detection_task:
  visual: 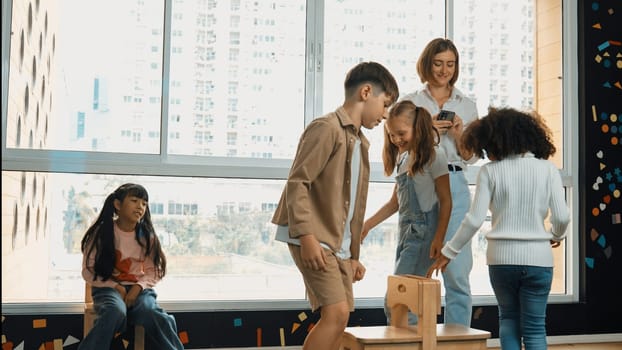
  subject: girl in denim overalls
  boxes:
[362,100,452,324]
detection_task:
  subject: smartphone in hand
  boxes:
[438,110,456,121]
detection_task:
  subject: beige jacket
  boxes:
[271,107,370,260]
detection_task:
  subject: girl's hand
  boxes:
[124,284,142,308]
[114,284,127,299]
[426,255,450,278]
[361,221,372,243]
[351,260,366,282]
[429,237,444,260]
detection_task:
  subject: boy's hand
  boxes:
[300,234,327,272]
[351,260,366,282]
[426,255,450,278]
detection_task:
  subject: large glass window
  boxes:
[2,0,575,310]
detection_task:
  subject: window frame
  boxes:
[1,0,579,314]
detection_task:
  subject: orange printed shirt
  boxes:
[82,222,159,290]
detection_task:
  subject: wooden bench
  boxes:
[84,283,145,350]
[341,274,490,350]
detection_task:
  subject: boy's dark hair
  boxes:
[417,38,460,86]
[81,183,167,281]
[344,61,399,104]
[462,107,556,161]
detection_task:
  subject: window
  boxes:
[2,0,576,311]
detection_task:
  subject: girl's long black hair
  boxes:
[80,183,167,281]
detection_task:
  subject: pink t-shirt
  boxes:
[82,222,159,290]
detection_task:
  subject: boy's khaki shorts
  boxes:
[288,244,354,312]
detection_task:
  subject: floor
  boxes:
[206,343,622,350]
[488,344,622,349]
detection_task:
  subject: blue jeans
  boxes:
[442,171,473,326]
[489,265,553,350]
[78,286,184,350]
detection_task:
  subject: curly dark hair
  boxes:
[461,107,556,161]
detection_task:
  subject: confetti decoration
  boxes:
[279,327,285,346]
[590,228,599,241]
[63,335,80,347]
[597,234,607,248]
[298,311,307,322]
[585,257,595,269]
[473,307,484,320]
[33,319,47,328]
[179,331,189,345]
[604,246,613,258]
[291,322,300,333]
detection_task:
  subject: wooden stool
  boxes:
[341,274,491,350]
[84,284,145,350]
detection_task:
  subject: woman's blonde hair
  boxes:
[416,38,460,86]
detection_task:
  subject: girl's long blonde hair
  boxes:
[382,100,440,176]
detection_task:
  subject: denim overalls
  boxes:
[384,170,439,324]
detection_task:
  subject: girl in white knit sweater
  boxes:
[427,108,570,350]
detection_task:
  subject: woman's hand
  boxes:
[449,115,475,160]
[446,114,464,139]
[432,113,453,135]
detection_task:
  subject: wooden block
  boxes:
[134,326,145,350]
[341,275,490,350]
[386,275,440,350]
[342,324,491,350]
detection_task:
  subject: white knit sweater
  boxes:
[441,152,571,267]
